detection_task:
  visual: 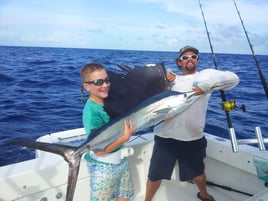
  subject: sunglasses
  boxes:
[84,77,110,86]
[179,54,198,60]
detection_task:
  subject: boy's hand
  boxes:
[121,120,136,142]
[94,120,136,156]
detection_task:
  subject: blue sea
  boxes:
[1,46,268,166]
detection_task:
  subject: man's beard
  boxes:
[185,65,196,72]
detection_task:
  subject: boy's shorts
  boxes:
[148,135,207,181]
[88,159,134,200]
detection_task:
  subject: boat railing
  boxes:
[229,126,267,152]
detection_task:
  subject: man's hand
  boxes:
[166,71,176,82]
[192,86,205,95]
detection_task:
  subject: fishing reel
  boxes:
[222,100,246,112]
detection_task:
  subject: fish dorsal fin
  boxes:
[104,63,169,119]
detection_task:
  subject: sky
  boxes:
[0,0,267,55]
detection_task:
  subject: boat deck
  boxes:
[132,179,253,201]
[1,130,268,201]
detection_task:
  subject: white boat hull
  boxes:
[1,128,268,201]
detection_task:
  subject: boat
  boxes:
[1,126,268,201]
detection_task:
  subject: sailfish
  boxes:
[7,63,201,201]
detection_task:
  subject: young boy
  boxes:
[80,63,135,201]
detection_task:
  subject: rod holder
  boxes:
[255,126,266,151]
[229,127,239,152]
[229,127,267,152]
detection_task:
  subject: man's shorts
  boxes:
[148,135,207,181]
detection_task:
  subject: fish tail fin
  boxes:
[7,140,82,201]
[7,140,78,160]
[66,160,81,201]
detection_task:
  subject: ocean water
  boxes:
[0,46,268,166]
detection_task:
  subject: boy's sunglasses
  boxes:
[84,77,110,86]
[179,54,198,60]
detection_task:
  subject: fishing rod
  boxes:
[233,0,268,99]
[198,0,233,128]
[206,181,253,197]
[198,2,255,196]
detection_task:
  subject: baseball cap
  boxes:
[178,45,199,58]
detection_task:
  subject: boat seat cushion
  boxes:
[253,156,268,183]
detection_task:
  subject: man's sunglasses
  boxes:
[84,77,110,86]
[179,54,198,60]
